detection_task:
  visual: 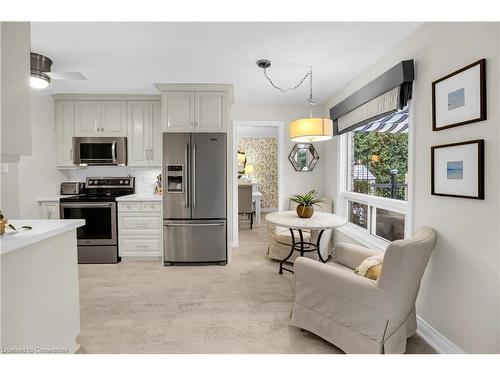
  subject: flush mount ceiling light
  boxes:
[30,52,88,89]
[256,59,333,142]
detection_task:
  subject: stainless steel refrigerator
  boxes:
[163,132,227,265]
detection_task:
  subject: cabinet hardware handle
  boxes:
[70,148,73,160]
[135,244,148,248]
[150,148,154,160]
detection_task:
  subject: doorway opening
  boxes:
[232,121,285,248]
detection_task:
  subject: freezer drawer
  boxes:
[163,220,226,263]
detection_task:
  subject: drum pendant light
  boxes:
[256,60,333,142]
[289,67,333,142]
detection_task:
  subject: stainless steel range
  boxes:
[60,177,134,264]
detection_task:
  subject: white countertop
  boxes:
[115,194,162,202]
[265,211,347,230]
[37,195,77,202]
[0,219,85,255]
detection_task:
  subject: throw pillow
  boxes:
[355,254,383,280]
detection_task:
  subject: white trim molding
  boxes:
[416,315,465,354]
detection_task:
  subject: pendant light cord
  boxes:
[262,65,315,117]
[262,67,311,93]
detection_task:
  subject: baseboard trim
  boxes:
[416,315,464,354]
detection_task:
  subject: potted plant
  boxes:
[290,190,323,218]
[0,211,7,235]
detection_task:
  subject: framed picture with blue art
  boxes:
[432,59,486,131]
[431,140,484,199]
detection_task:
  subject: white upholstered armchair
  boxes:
[267,198,333,263]
[290,226,437,354]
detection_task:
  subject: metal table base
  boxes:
[279,228,326,274]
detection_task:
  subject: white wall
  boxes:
[18,93,66,218]
[322,23,500,353]
[231,103,325,206]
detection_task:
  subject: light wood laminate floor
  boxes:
[77,216,435,354]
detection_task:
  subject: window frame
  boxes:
[336,99,415,251]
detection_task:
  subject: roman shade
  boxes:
[330,60,415,135]
[354,107,409,134]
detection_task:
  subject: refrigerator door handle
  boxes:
[165,223,225,227]
[184,143,189,208]
[192,143,197,209]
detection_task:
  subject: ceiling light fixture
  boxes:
[30,52,52,89]
[256,59,333,142]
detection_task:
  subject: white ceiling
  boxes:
[31,22,422,104]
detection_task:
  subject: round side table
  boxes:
[265,211,347,274]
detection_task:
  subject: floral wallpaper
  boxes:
[237,137,278,208]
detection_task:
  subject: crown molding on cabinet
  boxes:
[52,94,161,101]
[155,83,234,104]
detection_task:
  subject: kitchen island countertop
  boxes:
[0,219,85,254]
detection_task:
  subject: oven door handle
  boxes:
[60,203,114,209]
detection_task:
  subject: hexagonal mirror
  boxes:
[288,143,319,172]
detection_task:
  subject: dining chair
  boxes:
[238,184,254,229]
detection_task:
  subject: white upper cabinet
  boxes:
[101,101,126,136]
[127,101,150,167]
[127,100,162,167]
[162,92,194,132]
[55,101,75,167]
[75,101,100,137]
[195,91,226,132]
[158,84,232,133]
[74,100,126,137]
[150,101,162,166]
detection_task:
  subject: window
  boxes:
[338,107,411,245]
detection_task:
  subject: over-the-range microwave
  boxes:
[73,137,127,166]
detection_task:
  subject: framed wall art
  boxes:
[431,139,484,199]
[432,59,486,131]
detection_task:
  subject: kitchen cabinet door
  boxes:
[195,91,227,132]
[39,203,60,219]
[127,101,150,167]
[162,92,194,132]
[74,101,100,137]
[101,101,126,136]
[55,101,75,166]
[150,101,162,166]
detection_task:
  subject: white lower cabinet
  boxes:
[39,202,60,219]
[118,201,162,259]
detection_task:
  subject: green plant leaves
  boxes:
[290,190,324,207]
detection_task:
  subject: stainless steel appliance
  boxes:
[60,177,135,264]
[163,133,227,265]
[60,181,85,195]
[73,137,127,166]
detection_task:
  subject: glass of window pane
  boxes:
[374,208,405,241]
[350,118,409,201]
[348,201,368,230]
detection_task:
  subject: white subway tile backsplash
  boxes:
[60,167,161,194]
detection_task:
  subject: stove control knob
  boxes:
[119,180,124,184]
[88,180,93,185]
[125,180,129,185]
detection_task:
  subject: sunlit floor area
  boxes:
[77,216,435,354]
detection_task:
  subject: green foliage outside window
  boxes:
[352,131,408,200]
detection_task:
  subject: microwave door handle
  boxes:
[112,141,117,163]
